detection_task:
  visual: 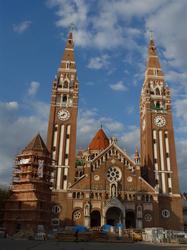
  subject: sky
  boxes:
[0,0,187,192]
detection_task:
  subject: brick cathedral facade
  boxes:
[4,32,184,233]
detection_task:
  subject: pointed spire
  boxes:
[88,128,109,151]
[134,145,140,163]
[145,35,164,81]
[23,134,49,154]
[58,31,77,74]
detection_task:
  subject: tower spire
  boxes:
[144,36,164,82]
[134,145,140,164]
[58,31,77,75]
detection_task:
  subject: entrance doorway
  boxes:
[90,210,101,227]
[106,207,123,226]
[126,210,135,228]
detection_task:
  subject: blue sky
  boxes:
[0,0,187,192]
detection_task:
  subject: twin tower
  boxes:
[46,32,183,230]
[4,31,184,233]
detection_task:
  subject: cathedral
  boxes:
[4,31,184,234]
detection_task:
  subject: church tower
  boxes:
[140,36,183,230]
[47,32,78,191]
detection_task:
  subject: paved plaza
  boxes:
[0,240,187,250]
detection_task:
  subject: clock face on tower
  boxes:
[154,115,166,127]
[57,109,70,121]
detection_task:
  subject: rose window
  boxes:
[107,167,122,182]
[73,210,81,221]
[144,214,152,222]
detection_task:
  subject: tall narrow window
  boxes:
[62,95,67,103]
[156,88,160,95]
[156,102,160,109]
[63,81,68,88]
[66,61,70,69]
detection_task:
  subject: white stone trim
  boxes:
[159,130,166,193]
[57,167,61,190]
[58,125,64,165]
[53,126,58,147]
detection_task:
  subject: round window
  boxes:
[52,205,61,214]
[162,209,170,218]
[107,167,122,182]
[73,210,81,221]
[144,213,152,222]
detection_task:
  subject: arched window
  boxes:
[156,102,160,109]
[63,81,68,88]
[137,205,142,218]
[62,95,67,103]
[66,61,70,69]
[73,192,76,199]
[155,88,160,95]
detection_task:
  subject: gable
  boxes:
[91,142,135,172]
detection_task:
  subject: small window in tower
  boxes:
[69,40,72,44]
[66,134,70,139]
[164,133,168,138]
[154,158,157,163]
[156,102,160,109]
[153,139,156,144]
[73,192,76,198]
[66,61,70,69]
[166,152,169,158]
[52,146,56,151]
[63,175,67,180]
[168,187,172,193]
[154,69,158,76]
[156,88,160,95]
[155,179,159,184]
[65,154,69,159]
[62,95,67,103]
[63,81,68,88]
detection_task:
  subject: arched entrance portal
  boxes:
[106,207,123,226]
[126,211,135,228]
[90,210,101,227]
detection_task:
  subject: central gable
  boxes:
[90,142,136,172]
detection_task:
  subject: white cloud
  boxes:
[77,109,125,148]
[0,101,19,110]
[146,1,187,70]
[120,126,140,153]
[88,54,109,70]
[174,98,187,133]
[176,138,187,192]
[127,106,134,114]
[13,21,32,34]
[28,81,40,96]
[100,117,124,133]
[110,81,128,91]
[47,0,163,50]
